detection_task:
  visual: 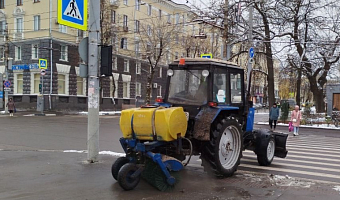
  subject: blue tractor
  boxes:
[112,58,288,190]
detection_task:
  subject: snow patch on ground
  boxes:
[63,150,87,153]
[99,151,126,157]
[237,173,263,182]
[0,111,5,114]
[269,174,315,188]
[78,111,121,116]
[333,186,340,194]
[63,150,125,157]
[257,122,340,130]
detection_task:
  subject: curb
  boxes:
[257,122,340,130]
[23,114,57,117]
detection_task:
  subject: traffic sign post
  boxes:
[58,0,88,30]
[39,59,48,69]
[4,80,11,88]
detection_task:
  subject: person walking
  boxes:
[6,98,15,117]
[269,103,279,131]
[291,105,301,136]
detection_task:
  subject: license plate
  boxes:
[184,112,189,121]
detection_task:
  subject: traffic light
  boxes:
[100,45,112,76]
[39,84,42,93]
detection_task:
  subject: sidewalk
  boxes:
[0,110,121,116]
[257,121,340,130]
[0,149,339,200]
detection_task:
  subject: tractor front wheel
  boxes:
[257,137,275,166]
[117,163,141,191]
[201,117,242,178]
[111,157,130,180]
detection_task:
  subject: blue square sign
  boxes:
[58,0,87,30]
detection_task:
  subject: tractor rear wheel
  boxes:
[201,117,242,178]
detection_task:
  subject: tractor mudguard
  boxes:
[253,129,288,158]
[193,106,239,141]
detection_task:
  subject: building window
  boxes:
[58,74,66,94]
[136,82,141,96]
[123,15,128,28]
[121,38,127,49]
[59,25,67,33]
[159,9,162,19]
[147,25,151,36]
[157,85,162,97]
[175,35,179,44]
[112,56,117,70]
[135,42,139,56]
[175,52,178,60]
[123,82,130,98]
[16,18,23,33]
[167,14,171,24]
[159,67,162,78]
[34,0,40,3]
[135,20,140,33]
[135,0,140,10]
[16,74,24,94]
[60,45,68,61]
[0,21,5,34]
[17,0,23,6]
[0,47,4,60]
[124,59,129,72]
[77,77,84,95]
[123,0,128,5]
[34,73,40,93]
[32,44,39,59]
[147,4,152,15]
[136,62,141,74]
[0,0,4,9]
[111,11,116,23]
[175,13,179,25]
[33,15,40,31]
[15,46,21,60]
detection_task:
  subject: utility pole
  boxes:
[87,0,100,162]
[4,23,9,114]
[246,1,254,100]
[223,0,229,60]
[49,0,53,110]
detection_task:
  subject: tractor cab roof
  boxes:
[171,58,241,69]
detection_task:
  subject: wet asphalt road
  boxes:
[0,113,340,199]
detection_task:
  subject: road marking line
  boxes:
[284,150,340,158]
[286,144,340,151]
[288,141,340,147]
[241,158,340,173]
[243,150,340,163]
[240,164,340,180]
[242,155,340,168]
[285,146,340,155]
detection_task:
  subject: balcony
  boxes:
[110,0,120,8]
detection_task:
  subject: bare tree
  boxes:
[272,0,340,112]
[100,0,116,102]
[138,18,179,104]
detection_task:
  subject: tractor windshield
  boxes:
[168,70,208,105]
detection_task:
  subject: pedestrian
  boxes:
[291,105,301,136]
[269,103,279,131]
[6,98,15,117]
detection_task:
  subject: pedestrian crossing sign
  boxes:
[39,59,48,69]
[58,0,87,31]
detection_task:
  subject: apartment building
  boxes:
[0,0,86,110]
[0,0,224,111]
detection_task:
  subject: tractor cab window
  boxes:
[168,69,208,105]
[213,69,229,104]
[230,73,242,104]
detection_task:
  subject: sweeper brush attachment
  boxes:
[142,158,180,191]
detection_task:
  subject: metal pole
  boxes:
[4,23,9,114]
[87,0,100,162]
[246,1,254,100]
[41,74,44,114]
[223,0,229,60]
[49,0,53,110]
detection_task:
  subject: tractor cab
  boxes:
[163,58,246,123]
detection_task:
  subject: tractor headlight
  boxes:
[202,70,209,77]
[167,69,174,76]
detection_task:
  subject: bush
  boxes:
[280,102,289,123]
